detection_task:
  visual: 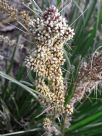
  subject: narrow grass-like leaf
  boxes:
[0,71,38,99]
[1,128,40,136]
[65,111,102,133]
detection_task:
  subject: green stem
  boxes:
[61,112,68,136]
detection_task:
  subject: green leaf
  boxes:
[1,128,40,136]
[65,111,102,133]
[0,71,38,99]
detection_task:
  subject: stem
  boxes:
[61,113,67,136]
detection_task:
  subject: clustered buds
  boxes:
[25,5,74,134]
[0,0,30,26]
[0,0,17,20]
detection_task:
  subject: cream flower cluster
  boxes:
[0,0,30,26]
[26,6,74,78]
[25,5,74,132]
